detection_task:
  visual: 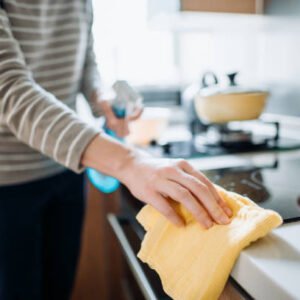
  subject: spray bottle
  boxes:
[86,81,142,194]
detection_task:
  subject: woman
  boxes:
[0,1,232,299]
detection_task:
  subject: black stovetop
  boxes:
[153,136,300,159]
[151,120,300,159]
[203,156,300,222]
[125,151,300,223]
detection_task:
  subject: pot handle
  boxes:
[227,72,238,86]
[201,71,219,88]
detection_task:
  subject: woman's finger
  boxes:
[100,101,118,121]
[115,120,130,138]
[100,102,130,138]
[180,161,232,217]
[158,180,213,229]
[101,103,121,133]
[127,106,143,121]
[150,193,184,227]
[121,120,130,136]
[164,164,230,225]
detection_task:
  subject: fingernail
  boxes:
[205,220,213,229]
[225,207,233,217]
[176,218,185,227]
[221,215,230,224]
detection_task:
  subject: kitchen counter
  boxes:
[78,99,300,299]
[188,150,300,300]
[232,220,300,300]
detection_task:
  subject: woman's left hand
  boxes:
[99,100,143,138]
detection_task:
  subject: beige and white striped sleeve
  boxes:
[80,0,103,116]
[80,30,101,104]
[0,9,99,173]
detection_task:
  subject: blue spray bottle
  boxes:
[86,81,142,194]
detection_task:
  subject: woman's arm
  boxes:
[0,5,231,228]
[82,134,232,229]
[0,9,99,172]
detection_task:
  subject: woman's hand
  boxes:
[118,155,232,229]
[82,133,232,229]
[99,100,143,138]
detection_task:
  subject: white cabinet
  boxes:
[147,0,275,33]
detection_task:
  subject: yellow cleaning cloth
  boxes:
[136,186,282,300]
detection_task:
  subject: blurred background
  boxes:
[91,0,300,116]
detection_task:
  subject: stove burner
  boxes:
[154,119,300,158]
[195,120,280,150]
[204,125,253,145]
[220,130,253,144]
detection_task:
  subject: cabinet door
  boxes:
[181,0,264,14]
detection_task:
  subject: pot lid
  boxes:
[201,86,269,97]
[200,71,268,97]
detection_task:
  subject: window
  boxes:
[92,0,179,86]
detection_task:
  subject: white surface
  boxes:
[232,222,300,300]
[149,11,300,33]
[188,150,300,300]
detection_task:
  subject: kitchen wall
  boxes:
[178,2,300,116]
[261,0,300,116]
[266,0,300,16]
[92,0,178,86]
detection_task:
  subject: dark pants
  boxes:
[0,171,85,300]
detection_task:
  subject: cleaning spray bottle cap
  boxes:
[112,80,143,115]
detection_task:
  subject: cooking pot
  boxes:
[194,72,269,124]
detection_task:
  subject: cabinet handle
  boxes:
[107,214,157,300]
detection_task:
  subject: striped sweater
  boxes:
[0,0,101,185]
